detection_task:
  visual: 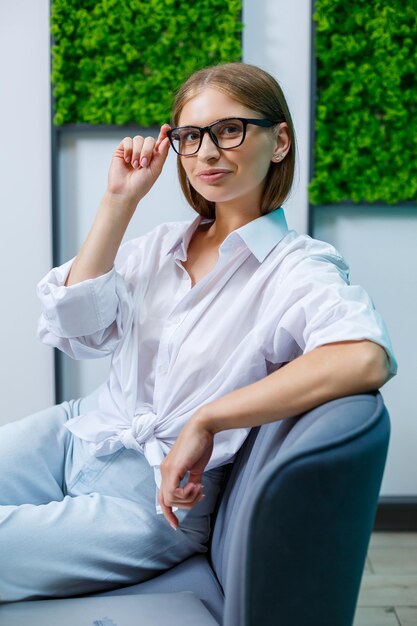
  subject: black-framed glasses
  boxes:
[167,117,278,156]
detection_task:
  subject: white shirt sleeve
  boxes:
[36,223,180,361]
[37,257,133,360]
[269,243,398,378]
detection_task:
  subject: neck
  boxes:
[205,197,262,246]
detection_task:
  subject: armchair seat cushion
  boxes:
[0,591,219,626]
[95,554,225,624]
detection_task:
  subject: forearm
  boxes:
[65,129,171,287]
[66,191,137,286]
[197,340,389,434]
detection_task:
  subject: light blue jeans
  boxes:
[0,391,226,603]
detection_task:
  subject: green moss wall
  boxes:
[51,0,242,126]
[309,1,417,205]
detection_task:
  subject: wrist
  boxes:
[102,189,138,214]
[193,405,222,435]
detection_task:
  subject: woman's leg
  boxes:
[0,401,226,603]
[0,399,79,506]
[0,480,199,602]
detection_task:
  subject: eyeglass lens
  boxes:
[170,119,245,155]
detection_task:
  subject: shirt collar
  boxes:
[227,208,288,262]
[164,208,288,263]
[163,215,212,259]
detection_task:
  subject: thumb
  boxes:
[155,123,172,150]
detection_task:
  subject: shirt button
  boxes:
[157,364,167,375]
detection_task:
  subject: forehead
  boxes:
[178,87,256,126]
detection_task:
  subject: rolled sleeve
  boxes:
[274,249,398,380]
[37,260,134,360]
[302,283,398,379]
[37,261,118,339]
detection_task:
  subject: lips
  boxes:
[197,169,232,182]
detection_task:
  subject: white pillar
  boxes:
[243,0,312,234]
[0,0,54,424]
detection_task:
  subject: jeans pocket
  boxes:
[67,448,124,493]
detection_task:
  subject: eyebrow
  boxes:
[174,116,248,128]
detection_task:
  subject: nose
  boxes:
[198,131,220,160]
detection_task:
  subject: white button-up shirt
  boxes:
[37,208,397,512]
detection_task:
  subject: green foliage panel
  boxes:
[309,0,417,205]
[51,0,242,126]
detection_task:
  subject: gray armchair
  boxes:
[96,392,390,626]
[0,393,389,625]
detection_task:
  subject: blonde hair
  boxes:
[171,62,296,219]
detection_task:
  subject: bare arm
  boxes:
[196,339,389,434]
[158,340,390,528]
[66,125,171,286]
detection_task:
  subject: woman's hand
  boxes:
[158,413,214,530]
[107,123,171,205]
[65,124,172,287]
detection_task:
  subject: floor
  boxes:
[354,532,417,625]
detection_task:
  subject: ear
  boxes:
[271,122,291,164]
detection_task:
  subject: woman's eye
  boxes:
[183,130,200,143]
[185,131,200,141]
[219,124,241,136]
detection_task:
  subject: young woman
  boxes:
[0,63,396,602]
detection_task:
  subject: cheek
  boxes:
[237,135,274,174]
[239,149,272,185]
[180,157,194,180]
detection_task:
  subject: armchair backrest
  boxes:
[210,393,390,626]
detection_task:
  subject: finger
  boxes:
[181,481,198,495]
[157,136,170,160]
[180,476,204,502]
[139,136,157,168]
[148,136,170,175]
[163,482,200,505]
[159,494,179,530]
[173,482,199,499]
[131,135,145,169]
[171,491,205,510]
[121,136,133,164]
[170,483,203,506]
[171,494,201,507]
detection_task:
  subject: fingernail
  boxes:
[125,157,130,163]
[141,157,148,167]
[170,523,177,531]
[133,160,139,168]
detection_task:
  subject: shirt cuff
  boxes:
[37,261,118,338]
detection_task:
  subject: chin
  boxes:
[193,184,235,205]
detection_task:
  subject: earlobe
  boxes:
[271,122,291,163]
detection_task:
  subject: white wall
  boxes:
[0,0,54,425]
[314,206,417,496]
